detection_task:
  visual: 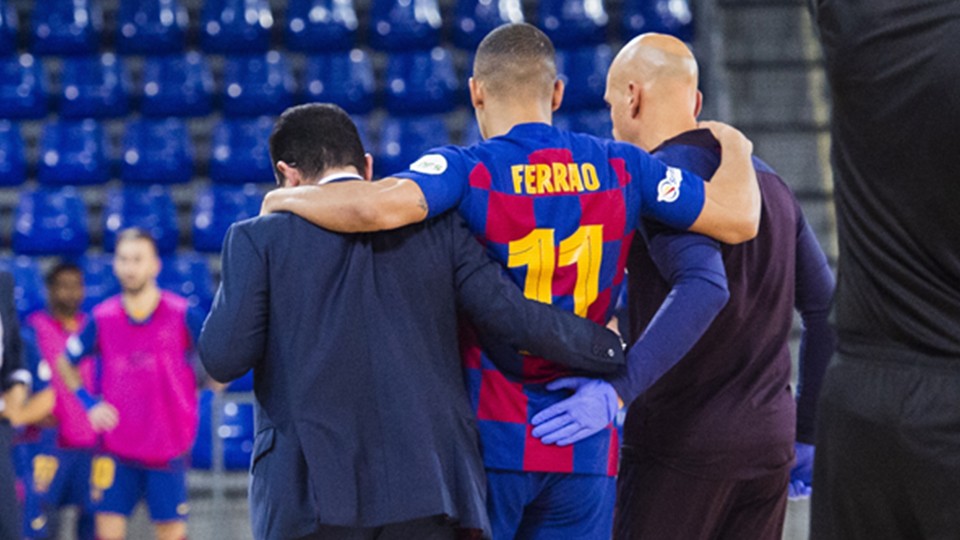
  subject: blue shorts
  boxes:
[486,469,616,540]
[90,455,189,523]
[15,444,94,539]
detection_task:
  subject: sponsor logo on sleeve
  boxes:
[657,167,684,203]
[409,154,448,175]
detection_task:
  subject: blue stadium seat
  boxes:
[353,115,373,153]
[0,54,47,120]
[59,54,130,119]
[226,370,254,392]
[301,49,375,115]
[158,253,215,312]
[572,109,612,138]
[0,257,46,319]
[141,53,214,118]
[192,184,264,253]
[13,187,90,256]
[121,118,194,185]
[552,113,574,133]
[201,0,273,54]
[0,121,26,186]
[622,0,694,43]
[102,186,179,255]
[385,47,458,115]
[537,0,608,47]
[461,121,481,147]
[368,0,441,52]
[220,401,254,470]
[376,115,450,177]
[209,117,274,184]
[222,52,296,117]
[79,254,120,311]
[285,0,358,52]
[556,45,612,111]
[38,120,111,186]
[116,0,188,55]
[453,0,523,50]
[191,388,214,469]
[0,0,19,56]
[31,0,102,56]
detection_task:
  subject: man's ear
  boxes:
[694,90,703,118]
[628,81,642,119]
[363,153,374,181]
[276,161,302,187]
[551,79,565,112]
[469,77,484,110]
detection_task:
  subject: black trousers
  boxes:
[811,353,960,540]
[297,516,463,540]
[0,422,21,540]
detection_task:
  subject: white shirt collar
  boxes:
[317,172,364,185]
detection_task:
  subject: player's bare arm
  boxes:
[689,121,761,244]
[4,387,54,427]
[260,177,429,232]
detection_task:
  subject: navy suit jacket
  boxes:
[199,211,623,540]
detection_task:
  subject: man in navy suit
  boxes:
[198,104,625,540]
[0,271,28,540]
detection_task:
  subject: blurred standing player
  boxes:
[580,34,836,539]
[810,1,960,538]
[262,23,761,539]
[5,262,99,540]
[57,229,205,540]
[0,270,27,540]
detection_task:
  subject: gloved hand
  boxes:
[788,442,815,499]
[530,377,620,446]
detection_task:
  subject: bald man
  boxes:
[261,23,761,539]
[577,34,834,539]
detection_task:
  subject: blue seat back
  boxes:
[191,389,214,469]
[13,187,90,256]
[79,254,120,311]
[285,0,358,52]
[0,121,25,186]
[31,0,103,56]
[59,54,130,119]
[0,0,19,56]
[158,253,214,312]
[192,184,264,253]
[622,0,694,43]
[537,0,608,47]
[222,52,296,117]
[141,53,214,117]
[122,118,194,184]
[201,0,273,54]
[0,257,46,319]
[385,47,458,115]
[0,55,47,120]
[117,0,188,55]
[221,401,254,470]
[209,117,275,184]
[301,50,375,115]
[368,0,441,51]
[571,109,612,139]
[38,120,111,186]
[556,45,612,111]
[453,0,523,49]
[377,115,450,177]
[102,186,179,255]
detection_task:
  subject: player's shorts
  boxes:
[22,447,94,538]
[486,469,616,540]
[89,455,189,523]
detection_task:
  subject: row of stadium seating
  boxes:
[0,45,611,119]
[0,109,615,185]
[0,0,693,56]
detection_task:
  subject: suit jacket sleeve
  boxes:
[448,215,624,374]
[0,272,27,391]
[199,223,269,383]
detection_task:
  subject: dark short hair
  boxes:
[45,261,83,287]
[269,103,367,185]
[115,227,160,256]
[474,23,557,101]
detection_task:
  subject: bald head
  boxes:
[473,23,558,103]
[605,33,702,150]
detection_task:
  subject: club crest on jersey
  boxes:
[410,154,448,175]
[657,167,683,203]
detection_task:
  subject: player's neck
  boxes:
[482,102,553,139]
[642,116,698,152]
[122,284,161,322]
[51,307,80,328]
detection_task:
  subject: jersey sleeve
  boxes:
[21,327,50,393]
[391,146,472,218]
[65,318,97,365]
[621,143,707,230]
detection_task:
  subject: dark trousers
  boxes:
[0,423,22,540]
[811,353,960,540]
[614,448,788,540]
[297,516,459,540]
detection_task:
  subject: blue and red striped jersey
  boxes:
[394,122,706,475]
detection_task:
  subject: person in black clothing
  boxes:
[810,1,960,538]
[198,103,625,540]
[0,271,28,540]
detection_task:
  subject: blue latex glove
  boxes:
[530,377,620,446]
[788,442,815,500]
